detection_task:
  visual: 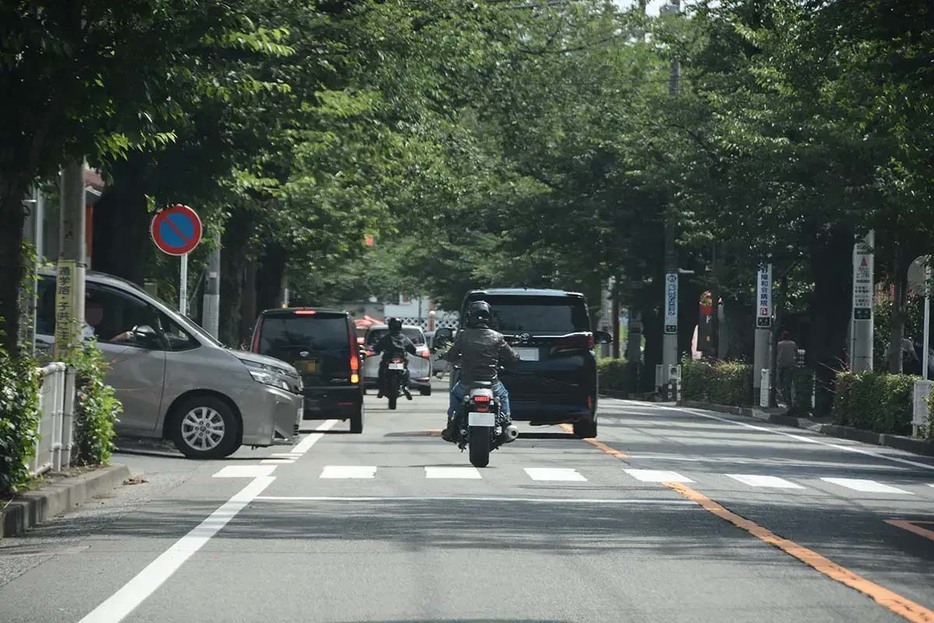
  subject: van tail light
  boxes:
[295,309,317,315]
[251,317,263,353]
[347,318,360,384]
[417,346,430,359]
[551,332,594,353]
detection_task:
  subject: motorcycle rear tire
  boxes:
[388,392,397,410]
[469,426,491,468]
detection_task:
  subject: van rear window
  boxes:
[471,296,590,335]
[259,316,350,356]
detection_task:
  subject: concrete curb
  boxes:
[1,464,131,539]
[679,401,934,457]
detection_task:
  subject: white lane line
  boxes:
[320,465,377,479]
[77,476,275,623]
[651,403,934,472]
[727,474,804,489]
[821,478,913,495]
[271,452,303,458]
[624,469,693,483]
[255,495,696,505]
[290,419,338,455]
[425,466,482,479]
[261,459,295,465]
[524,468,587,482]
[213,465,277,478]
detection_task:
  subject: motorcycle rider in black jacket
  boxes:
[442,301,519,442]
[373,317,417,400]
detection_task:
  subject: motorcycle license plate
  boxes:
[468,412,495,427]
[388,362,405,371]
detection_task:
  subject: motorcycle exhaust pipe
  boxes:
[503,424,519,442]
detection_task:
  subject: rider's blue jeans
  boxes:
[448,381,511,421]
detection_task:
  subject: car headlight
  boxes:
[248,368,288,390]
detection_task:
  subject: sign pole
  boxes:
[754,263,772,403]
[851,231,874,372]
[179,253,188,316]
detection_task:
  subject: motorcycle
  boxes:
[383,355,409,410]
[450,379,518,468]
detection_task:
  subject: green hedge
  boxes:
[65,342,122,466]
[0,347,41,495]
[682,359,754,406]
[597,358,631,394]
[833,372,914,435]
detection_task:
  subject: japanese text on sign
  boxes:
[853,238,873,320]
[665,273,678,334]
[757,264,772,328]
[53,260,77,358]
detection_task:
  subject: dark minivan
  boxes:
[442,288,610,438]
[251,308,364,433]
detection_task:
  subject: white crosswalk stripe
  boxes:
[623,469,693,483]
[425,466,482,479]
[821,478,913,495]
[524,468,587,482]
[320,466,377,479]
[727,474,804,489]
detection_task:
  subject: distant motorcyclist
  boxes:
[372,318,417,400]
[442,301,519,442]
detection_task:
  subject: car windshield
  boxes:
[474,295,590,335]
[367,327,425,346]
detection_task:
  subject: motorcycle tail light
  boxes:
[473,395,491,403]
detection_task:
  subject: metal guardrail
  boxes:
[30,363,76,477]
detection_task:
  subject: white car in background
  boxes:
[362,324,433,395]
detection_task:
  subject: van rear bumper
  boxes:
[303,385,363,420]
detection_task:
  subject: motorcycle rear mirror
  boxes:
[594,330,613,345]
[434,327,454,344]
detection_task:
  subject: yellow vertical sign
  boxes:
[53,260,77,359]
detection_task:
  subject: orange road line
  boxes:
[559,423,628,459]
[571,426,934,623]
[664,482,934,623]
[886,520,934,543]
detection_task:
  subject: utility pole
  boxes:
[56,161,86,358]
[661,0,681,375]
[202,230,221,338]
[850,231,875,372]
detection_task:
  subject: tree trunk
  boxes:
[256,244,287,313]
[91,156,151,284]
[219,212,254,348]
[0,176,30,356]
[809,225,854,415]
[240,258,257,345]
[887,242,907,373]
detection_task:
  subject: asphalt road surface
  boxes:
[2,381,933,623]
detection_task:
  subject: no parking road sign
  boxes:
[151,204,202,256]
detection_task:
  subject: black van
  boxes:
[251,308,364,433]
[443,289,610,438]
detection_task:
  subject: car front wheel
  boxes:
[171,396,240,459]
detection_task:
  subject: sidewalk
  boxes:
[679,400,934,457]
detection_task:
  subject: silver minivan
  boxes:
[36,270,302,459]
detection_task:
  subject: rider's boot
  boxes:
[441,417,458,443]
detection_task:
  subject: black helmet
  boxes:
[466,301,492,328]
[388,317,403,333]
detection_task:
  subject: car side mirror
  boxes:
[594,330,613,345]
[133,324,161,348]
